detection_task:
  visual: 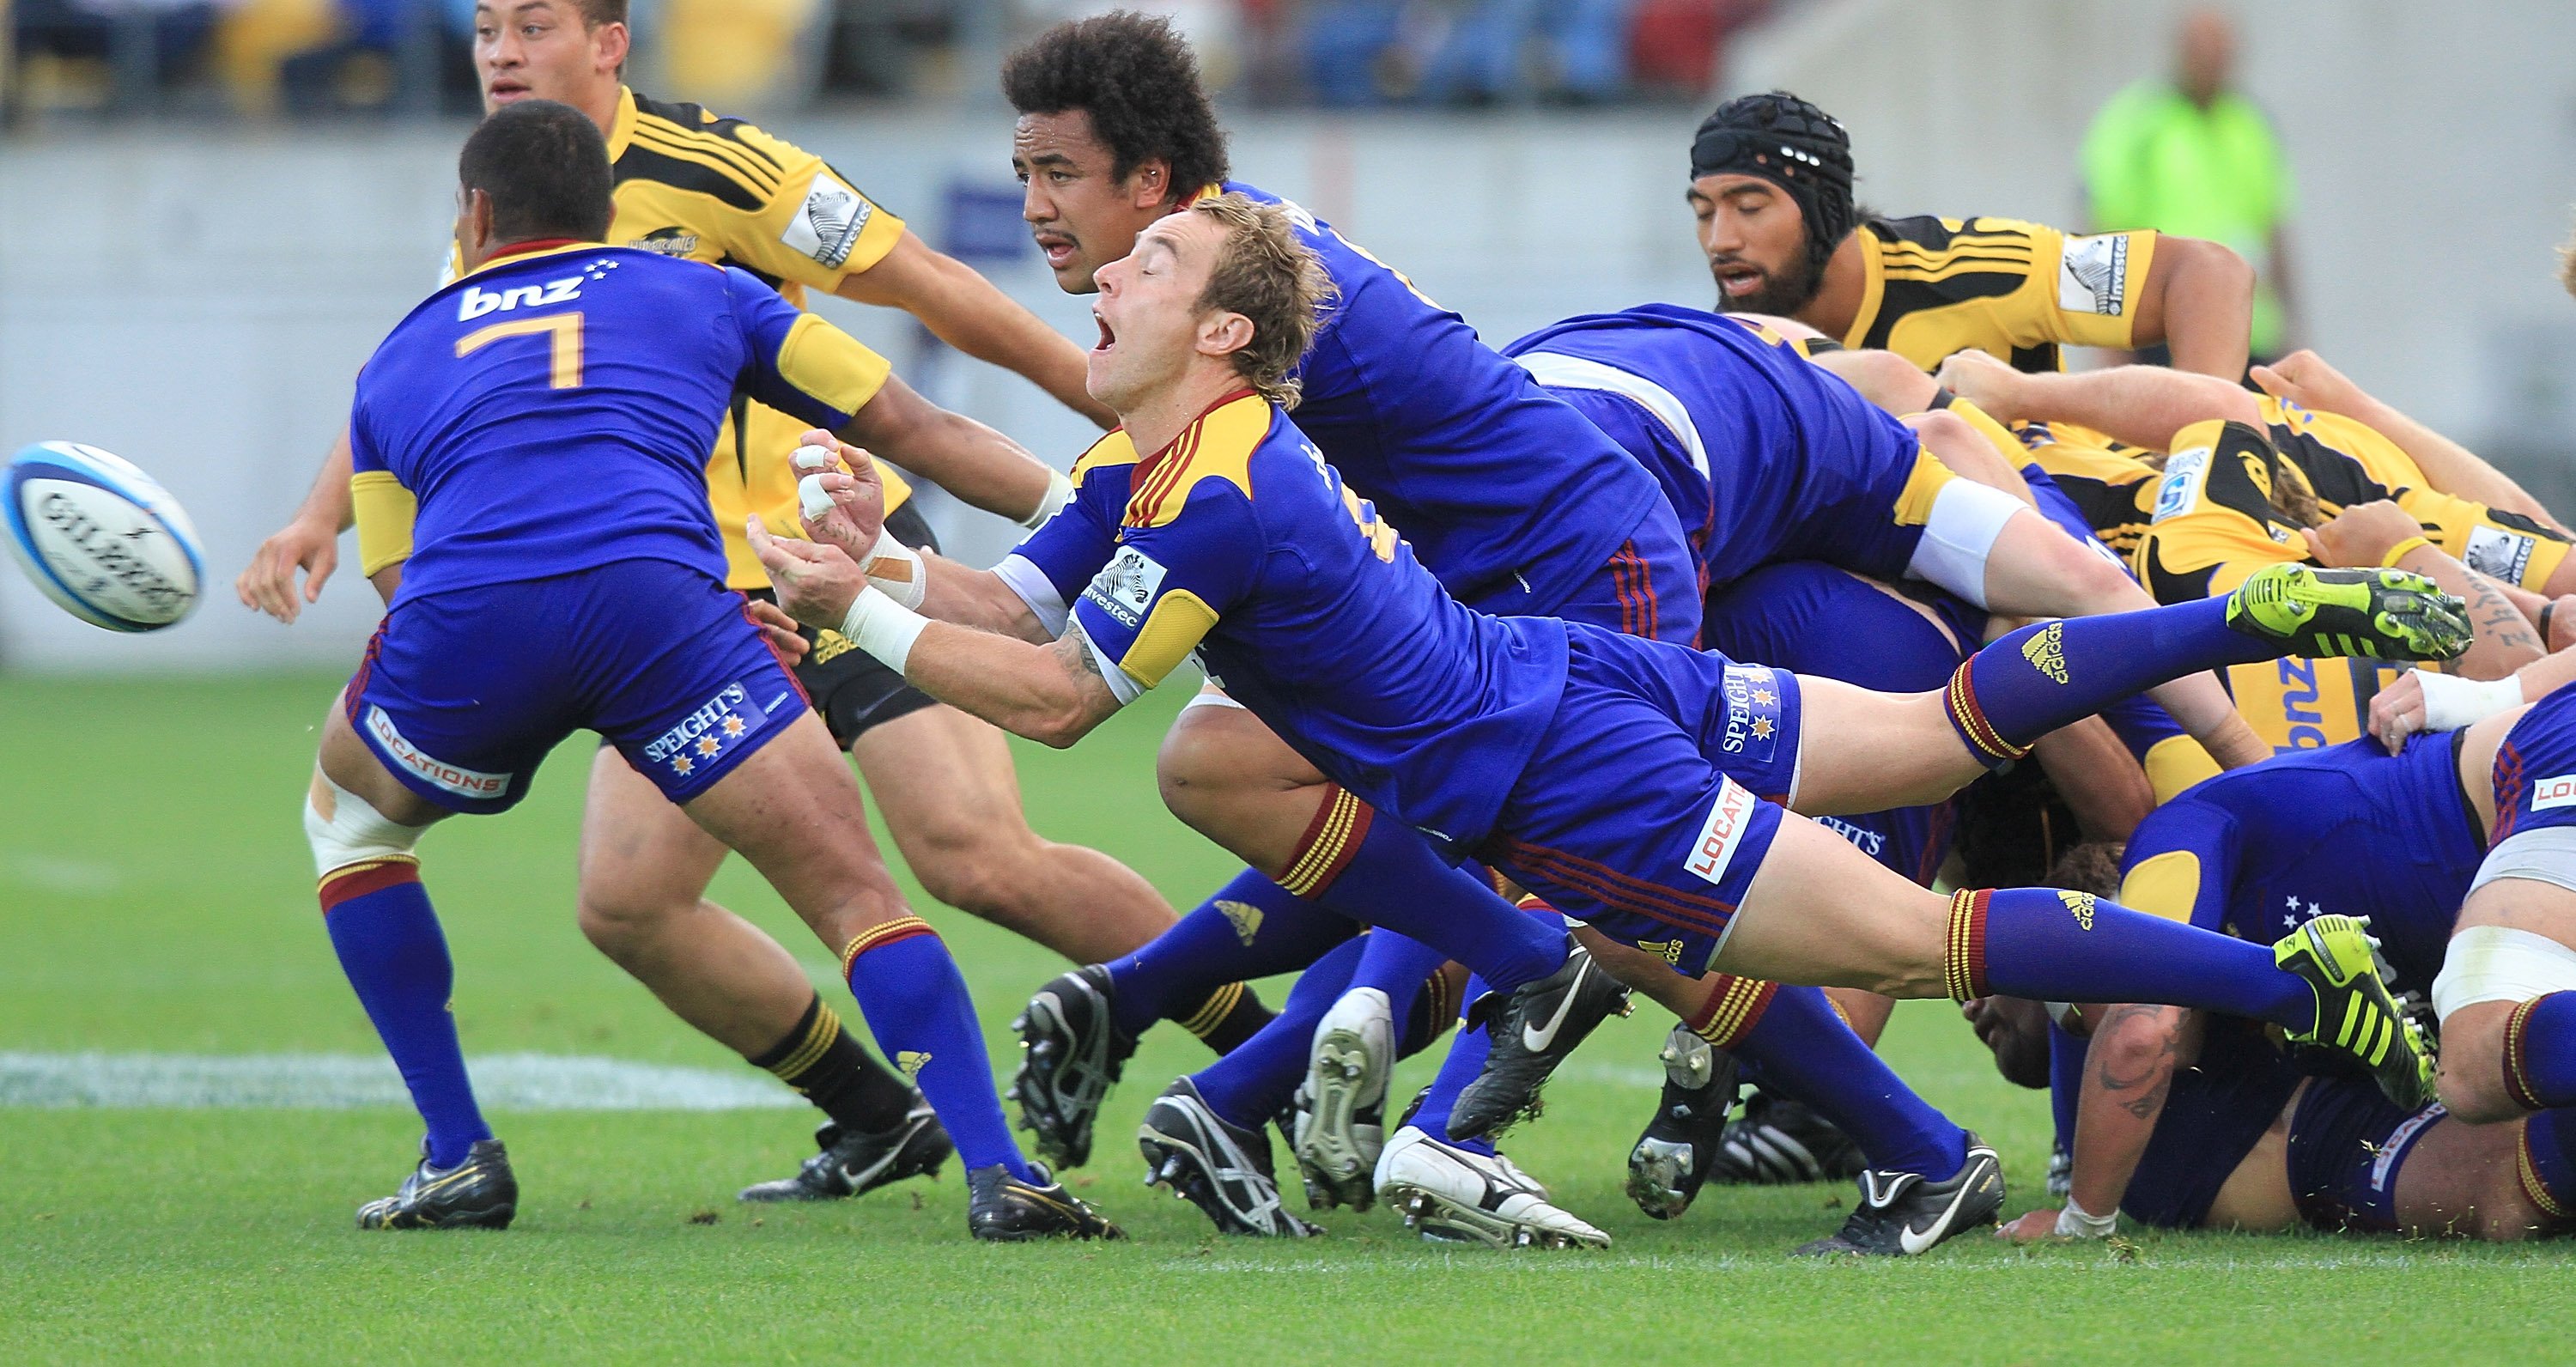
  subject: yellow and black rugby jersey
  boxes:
[1845,216,2159,374]
[2257,396,2570,592]
[2014,420,2164,560]
[2131,421,2402,754]
[444,87,913,587]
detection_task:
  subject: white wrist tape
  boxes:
[1020,466,1076,530]
[2056,1197,2118,1239]
[2417,668,2525,732]
[839,585,929,676]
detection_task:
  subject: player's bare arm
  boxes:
[2129,234,2257,380]
[2251,349,2564,529]
[1997,1001,2196,1242]
[838,374,1070,526]
[2303,500,2543,682]
[835,233,1116,428]
[1938,349,2262,451]
[237,431,356,623]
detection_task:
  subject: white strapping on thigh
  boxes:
[1182,685,1248,713]
[303,775,426,878]
[2433,924,2576,1019]
[1903,478,2023,611]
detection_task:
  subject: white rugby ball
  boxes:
[3,441,204,633]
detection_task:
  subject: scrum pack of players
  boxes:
[234,7,2576,1253]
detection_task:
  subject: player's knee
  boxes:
[902,816,1046,921]
[574,884,690,957]
[303,774,422,878]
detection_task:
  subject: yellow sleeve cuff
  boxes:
[350,470,416,576]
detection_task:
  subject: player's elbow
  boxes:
[1021,696,1105,750]
[2091,1006,2183,1079]
[2157,237,2256,323]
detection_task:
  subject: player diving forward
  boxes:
[240,0,1244,1204]
[754,191,2464,1255]
[309,101,1114,1239]
[994,17,2270,1219]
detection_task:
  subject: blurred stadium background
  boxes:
[4,0,2573,671]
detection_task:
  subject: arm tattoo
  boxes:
[2463,569,2541,654]
[1052,629,1105,681]
[2093,1004,2180,1121]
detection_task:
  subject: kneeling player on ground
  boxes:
[312,102,1114,1240]
[1980,1000,2569,1243]
[757,193,2466,1254]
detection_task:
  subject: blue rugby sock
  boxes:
[320,862,490,1170]
[1192,936,1369,1129]
[1103,870,1358,1038]
[1947,888,2312,1030]
[1704,978,1965,1180]
[841,917,1030,1182]
[1288,787,1566,993]
[1342,931,1449,1030]
[1945,598,2270,766]
[2049,1019,2088,1157]
[2518,1106,2576,1223]
[2503,993,2576,1111]
[1408,976,1498,1158]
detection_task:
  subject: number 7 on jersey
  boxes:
[455,312,585,389]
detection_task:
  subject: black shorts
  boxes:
[751,500,944,749]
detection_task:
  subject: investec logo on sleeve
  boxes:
[2532,773,2576,811]
[1082,545,1165,629]
[1685,775,1758,889]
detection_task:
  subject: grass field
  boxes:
[7,672,2575,1363]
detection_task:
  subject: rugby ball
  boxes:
[3,441,205,632]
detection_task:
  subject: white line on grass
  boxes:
[0,1051,805,1110]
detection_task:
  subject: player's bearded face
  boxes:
[1692,174,1819,315]
[1084,218,1212,411]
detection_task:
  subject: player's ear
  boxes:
[593,19,628,73]
[1127,158,1172,209]
[1197,309,1254,362]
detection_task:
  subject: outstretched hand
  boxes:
[793,429,887,556]
[1995,1208,2068,1243]
[747,514,866,631]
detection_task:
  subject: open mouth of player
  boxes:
[1091,312,1116,354]
[487,76,532,102]
[1035,234,1078,270]
[1713,264,1767,299]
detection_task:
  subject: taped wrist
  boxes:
[1020,466,1076,529]
[839,585,930,676]
[2055,1197,2117,1238]
[2416,668,2524,732]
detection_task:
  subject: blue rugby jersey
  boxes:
[1500,303,1942,586]
[1004,392,1567,848]
[1197,182,1663,613]
[349,242,890,605]
[2117,731,2483,993]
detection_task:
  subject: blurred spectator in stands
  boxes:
[275,0,472,113]
[1416,0,1633,106]
[13,0,227,104]
[1297,0,1398,105]
[2082,6,2298,362]
[1625,0,1761,100]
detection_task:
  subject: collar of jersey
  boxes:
[1844,224,1886,350]
[1178,182,1226,208]
[1128,388,1262,492]
[462,239,602,278]
[605,86,639,161]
